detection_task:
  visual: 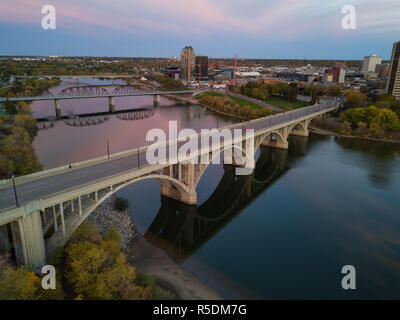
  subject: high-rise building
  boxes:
[180,46,195,82]
[362,54,382,73]
[195,55,208,82]
[386,41,400,99]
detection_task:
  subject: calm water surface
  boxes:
[32,79,400,299]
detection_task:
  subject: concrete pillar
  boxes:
[291,128,309,137]
[160,180,197,205]
[78,196,82,216]
[52,206,58,231]
[0,224,11,252]
[55,99,61,120]
[70,199,74,213]
[42,210,47,225]
[153,94,160,106]
[160,163,197,205]
[108,96,115,113]
[59,203,66,236]
[178,164,182,180]
[95,190,98,202]
[261,128,289,150]
[261,138,289,150]
[19,211,46,271]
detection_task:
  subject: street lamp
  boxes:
[11,175,19,207]
[107,138,110,159]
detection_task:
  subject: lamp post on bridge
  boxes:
[107,138,110,159]
[11,175,19,207]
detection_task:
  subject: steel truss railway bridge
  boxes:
[0,84,196,119]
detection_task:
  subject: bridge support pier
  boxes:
[261,127,290,150]
[160,163,197,205]
[55,99,61,120]
[290,119,310,137]
[108,96,115,113]
[291,128,309,137]
[153,94,160,106]
[16,211,46,272]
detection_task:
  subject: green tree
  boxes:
[65,240,150,300]
[104,226,122,244]
[344,90,368,108]
[114,197,129,211]
[328,85,341,97]
[68,221,102,245]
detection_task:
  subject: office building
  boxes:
[376,64,390,79]
[195,55,208,82]
[214,68,234,81]
[324,67,346,83]
[180,46,195,82]
[362,54,382,73]
[386,41,400,99]
[161,66,180,79]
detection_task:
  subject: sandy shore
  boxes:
[89,195,221,300]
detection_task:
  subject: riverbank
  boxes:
[88,195,221,300]
[310,117,400,144]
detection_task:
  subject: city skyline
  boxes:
[0,0,399,59]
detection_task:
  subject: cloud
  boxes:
[0,0,399,40]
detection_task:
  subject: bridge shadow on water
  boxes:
[143,135,322,264]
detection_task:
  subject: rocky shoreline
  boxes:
[88,195,220,300]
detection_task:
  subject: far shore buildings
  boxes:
[324,67,346,84]
[180,46,209,82]
[362,54,382,73]
[386,41,400,99]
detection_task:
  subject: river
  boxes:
[31,78,400,299]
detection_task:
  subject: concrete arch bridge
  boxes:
[0,101,339,271]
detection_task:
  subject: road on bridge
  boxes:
[0,102,336,212]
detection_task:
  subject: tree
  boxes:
[14,114,37,141]
[104,226,122,244]
[306,84,325,104]
[65,240,150,300]
[114,197,129,211]
[0,126,42,178]
[4,100,17,115]
[68,221,102,245]
[328,85,341,97]
[377,93,395,103]
[341,106,400,133]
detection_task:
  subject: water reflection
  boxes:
[335,137,400,189]
[144,147,289,264]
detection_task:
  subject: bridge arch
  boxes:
[289,119,310,137]
[44,172,190,254]
[193,143,257,188]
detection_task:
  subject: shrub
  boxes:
[114,197,129,211]
[68,221,102,245]
[104,226,122,244]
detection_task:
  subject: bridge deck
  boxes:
[0,102,337,213]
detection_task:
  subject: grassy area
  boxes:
[196,91,225,99]
[227,95,263,110]
[196,92,263,111]
[264,95,308,110]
